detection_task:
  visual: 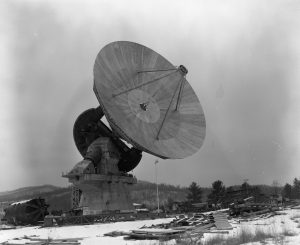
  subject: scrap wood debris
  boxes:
[1,235,84,245]
[103,202,290,241]
[104,211,233,240]
[209,212,233,230]
[0,224,16,230]
[103,230,132,237]
[139,211,232,230]
[125,228,187,240]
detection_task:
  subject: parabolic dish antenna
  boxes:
[93,41,206,159]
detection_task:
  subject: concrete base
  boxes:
[63,137,138,215]
[64,174,137,215]
[79,181,135,215]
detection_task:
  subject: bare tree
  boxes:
[272,180,280,195]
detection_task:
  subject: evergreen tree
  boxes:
[226,186,234,193]
[208,180,226,204]
[292,178,300,199]
[166,197,174,210]
[282,183,292,199]
[187,182,202,203]
[241,181,250,190]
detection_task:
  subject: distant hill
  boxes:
[130,180,211,209]
[0,185,61,202]
[130,180,187,208]
[0,182,281,213]
[0,181,192,212]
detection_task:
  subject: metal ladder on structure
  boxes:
[71,185,81,209]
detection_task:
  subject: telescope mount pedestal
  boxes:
[64,137,137,215]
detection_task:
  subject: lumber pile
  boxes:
[209,212,232,230]
[227,197,290,223]
[229,196,280,217]
[104,211,233,241]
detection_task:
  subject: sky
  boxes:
[0,0,300,192]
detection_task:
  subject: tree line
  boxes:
[282,178,300,199]
[187,180,251,204]
[186,178,300,206]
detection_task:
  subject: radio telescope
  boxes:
[64,41,206,215]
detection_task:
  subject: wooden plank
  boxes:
[214,223,233,230]
[172,226,196,231]
[104,230,132,237]
[175,217,189,223]
[202,230,229,234]
[131,228,185,235]
[194,223,215,232]
[26,238,83,242]
[24,243,47,245]
[47,241,80,245]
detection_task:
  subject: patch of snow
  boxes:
[10,199,32,205]
[0,218,174,245]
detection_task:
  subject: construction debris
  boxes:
[103,230,131,237]
[0,224,16,230]
[209,212,232,230]
[1,235,84,245]
[125,228,186,240]
[101,200,290,242]
[103,211,233,241]
[229,195,281,217]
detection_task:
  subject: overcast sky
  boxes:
[0,0,300,192]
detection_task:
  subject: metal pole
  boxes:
[112,71,177,97]
[243,179,249,196]
[155,159,159,214]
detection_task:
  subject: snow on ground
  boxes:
[1,208,300,245]
[0,218,174,245]
[203,207,300,245]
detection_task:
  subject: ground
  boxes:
[1,207,300,245]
